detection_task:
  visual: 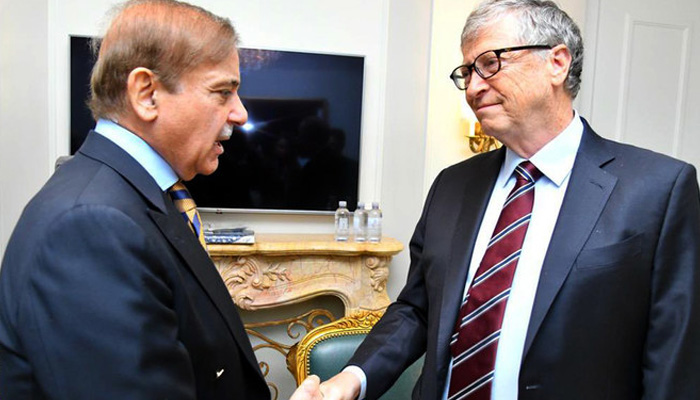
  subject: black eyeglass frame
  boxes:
[449,44,553,90]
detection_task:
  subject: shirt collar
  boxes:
[499,110,584,187]
[94,119,179,191]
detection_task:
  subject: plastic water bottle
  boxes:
[334,201,350,241]
[353,202,368,242]
[367,202,382,242]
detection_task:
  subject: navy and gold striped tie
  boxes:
[168,181,207,250]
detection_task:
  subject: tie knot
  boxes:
[168,181,196,213]
[514,161,542,184]
[169,181,188,193]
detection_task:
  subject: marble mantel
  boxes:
[209,233,404,317]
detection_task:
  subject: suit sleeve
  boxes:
[20,205,196,399]
[347,170,445,398]
[643,163,700,399]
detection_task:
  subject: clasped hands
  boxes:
[289,371,361,400]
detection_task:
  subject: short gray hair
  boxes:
[461,0,583,98]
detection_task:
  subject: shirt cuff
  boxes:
[342,365,367,400]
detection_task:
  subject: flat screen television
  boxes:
[70,36,364,213]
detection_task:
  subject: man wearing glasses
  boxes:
[316,0,700,399]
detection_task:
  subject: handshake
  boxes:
[289,372,361,400]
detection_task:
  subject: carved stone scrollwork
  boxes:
[211,234,402,315]
[364,256,390,293]
[217,256,291,309]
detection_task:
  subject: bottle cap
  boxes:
[357,202,364,208]
[339,200,347,207]
[372,202,379,208]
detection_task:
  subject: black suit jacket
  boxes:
[0,132,270,399]
[349,119,700,399]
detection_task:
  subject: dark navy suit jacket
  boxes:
[0,132,270,399]
[349,119,700,399]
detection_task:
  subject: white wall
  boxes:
[379,0,432,299]
[0,0,51,256]
[558,0,588,35]
[424,0,481,193]
[0,0,4,256]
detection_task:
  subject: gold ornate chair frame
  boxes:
[288,311,383,384]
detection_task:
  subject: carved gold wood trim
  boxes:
[287,310,385,385]
[468,121,502,153]
[245,309,337,400]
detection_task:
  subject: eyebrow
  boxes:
[210,78,240,90]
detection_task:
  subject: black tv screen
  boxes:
[70,36,364,212]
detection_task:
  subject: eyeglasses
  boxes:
[449,44,553,90]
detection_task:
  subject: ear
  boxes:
[548,44,572,88]
[126,67,159,122]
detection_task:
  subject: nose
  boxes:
[229,94,248,126]
[465,71,489,102]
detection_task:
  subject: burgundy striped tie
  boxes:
[448,161,542,400]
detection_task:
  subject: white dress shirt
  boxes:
[347,112,584,400]
[94,119,179,191]
[442,112,583,399]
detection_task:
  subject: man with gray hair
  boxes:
[0,1,323,399]
[317,0,700,399]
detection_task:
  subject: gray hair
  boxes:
[461,0,583,98]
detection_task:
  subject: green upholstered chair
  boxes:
[289,312,424,400]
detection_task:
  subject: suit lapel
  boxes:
[148,200,263,377]
[79,132,263,378]
[523,122,617,356]
[436,149,505,370]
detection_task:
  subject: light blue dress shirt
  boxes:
[93,119,179,191]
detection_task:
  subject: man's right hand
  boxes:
[289,375,323,400]
[319,371,362,400]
